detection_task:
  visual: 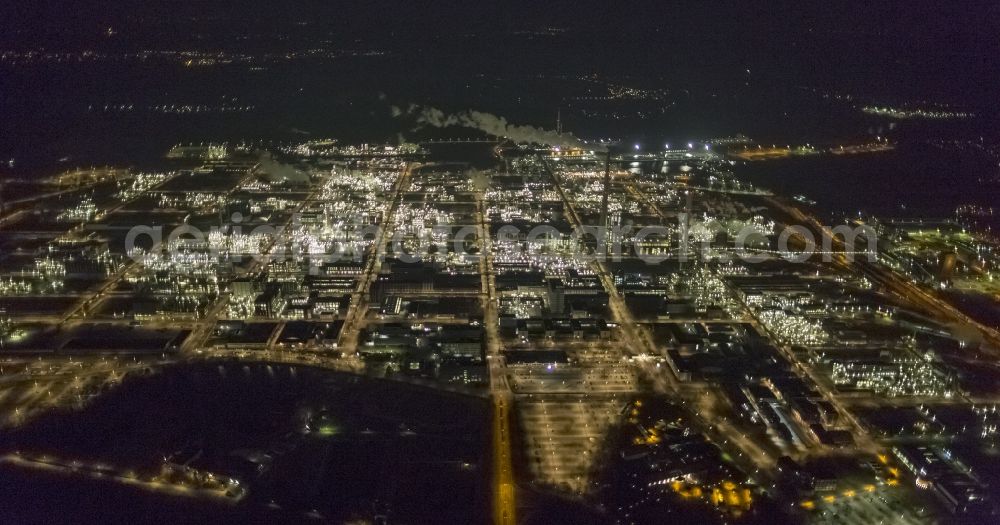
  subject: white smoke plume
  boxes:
[392,104,598,150]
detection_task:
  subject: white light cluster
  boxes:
[115,172,171,201]
[756,307,829,346]
[831,359,954,397]
[56,198,97,223]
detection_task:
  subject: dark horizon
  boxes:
[2,1,998,107]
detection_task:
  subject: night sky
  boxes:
[2,0,998,108]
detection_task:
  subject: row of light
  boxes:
[631,143,710,151]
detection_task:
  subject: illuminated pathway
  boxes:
[477,183,516,525]
[541,157,669,376]
[492,395,516,525]
[506,157,639,494]
[618,173,785,468]
[336,162,415,353]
